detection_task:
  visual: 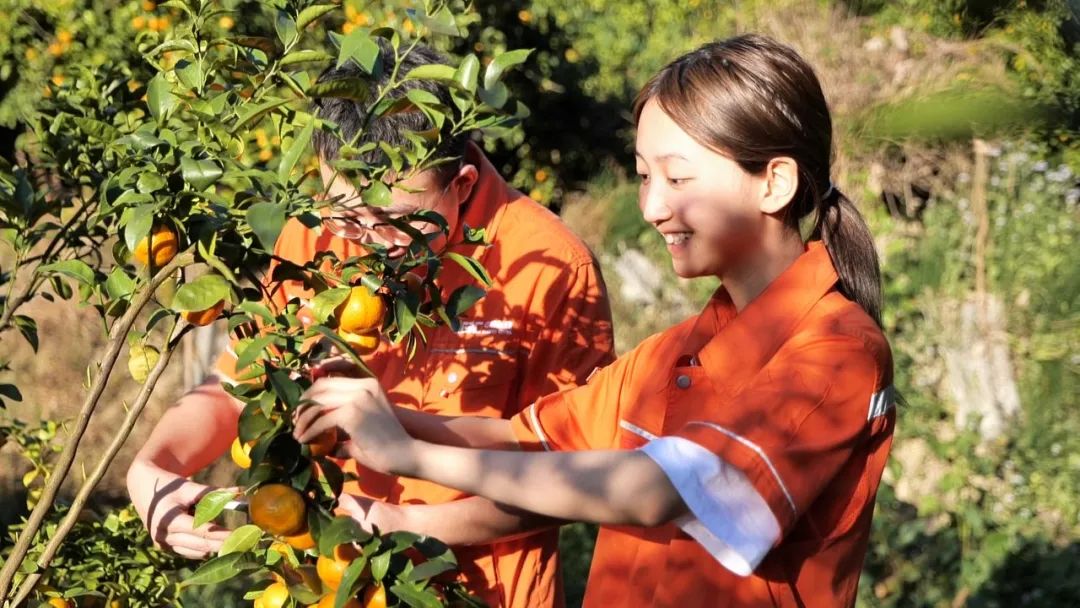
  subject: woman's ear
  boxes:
[759,157,799,214]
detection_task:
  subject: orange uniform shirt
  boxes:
[218,145,615,608]
[511,242,896,607]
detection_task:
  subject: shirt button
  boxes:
[675,375,692,389]
[447,372,459,384]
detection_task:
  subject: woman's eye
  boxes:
[637,173,650,183]
[668,177,692,186]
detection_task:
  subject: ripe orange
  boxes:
[316,544,361,590]
[230,438,252,469]
[250,484,307,536]
[254,581,289,608]
[316,593,361,608]
[284,528,317,551]
[47,598,74,608]
[337,330,380,356]
[133,225,178,267]
[335,284,386,334]
[181,300,225,326]
[362,585,387,608]
[305,428,339,458]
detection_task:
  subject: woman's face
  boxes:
[634,98,767,280]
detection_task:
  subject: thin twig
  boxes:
[0,250,194,603]
[10,320,193,606]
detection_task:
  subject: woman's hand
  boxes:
[293,377,417,476]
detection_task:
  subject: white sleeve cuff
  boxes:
[641,435,781,576]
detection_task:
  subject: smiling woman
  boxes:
[296,33,898,608]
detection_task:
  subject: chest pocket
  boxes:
[422,333,523,417]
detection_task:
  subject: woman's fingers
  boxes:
[293,402,332,436]
[295,408,346,444]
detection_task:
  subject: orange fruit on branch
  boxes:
[254,580,290,608]
[181,300,225,326]
[284,528,317,551]
[362,585,387,608]
[305,427,339,458]
[250,483,307,536]
[230,437,253,469]
[133,225,178,268]
[316,594,361,608]
[316,543,362,591]
[337,330,380,356]
[335,284,386,334]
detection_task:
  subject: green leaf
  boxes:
[483,49,533,90]
[181,157,224,191]
[104,267,136,300]
[179,552,258,587]
[274,11,298,47]
[446,252,492,286]
[13,315,38,352]
[236,334,276,372]
[316,516,370,557]
[393,293,418,338]
[310,287,350,324]
[446,285,486,320]
[137,172,168,194]
[146,73,177,123]
[219,524,262,556]
[267,368,302,408]
[0,383,23,403]
[173,274,231,312]
[370,550,392,582]
[403,558,455,582]
[306,77,372,101]
[122,205,155,252]
[193,489,239,528]
[236,301,276,324]
[128,344,160,384]
[232,98,291,134]
[296,4,336,30]
[455,54,480,93]
[335,557,369,606]
[280,49,333,67]
[412,6,459,36]
[478,82,509,110]
[175,59,204,92]
[404,64,457,86]
[363,181,392,207]
[338,29,381,73]
[278,120,315,184]
[389,583,443,608]
[246,202,287,251]
[38,260,95,286]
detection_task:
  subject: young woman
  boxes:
[295,34,896,607]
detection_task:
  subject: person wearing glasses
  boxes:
[126,42,614,608]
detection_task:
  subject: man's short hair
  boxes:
[312,39,468,184]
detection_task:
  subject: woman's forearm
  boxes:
[394,442,688,527]
[393,406,519,450]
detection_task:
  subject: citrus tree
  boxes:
[0,0,532,605]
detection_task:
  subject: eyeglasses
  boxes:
[321,182,453,240]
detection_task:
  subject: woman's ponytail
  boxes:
[817,190,883,327]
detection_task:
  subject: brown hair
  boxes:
[633,34,883,326]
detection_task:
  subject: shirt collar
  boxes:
[692,241,839,397]
[437,142,523,293]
